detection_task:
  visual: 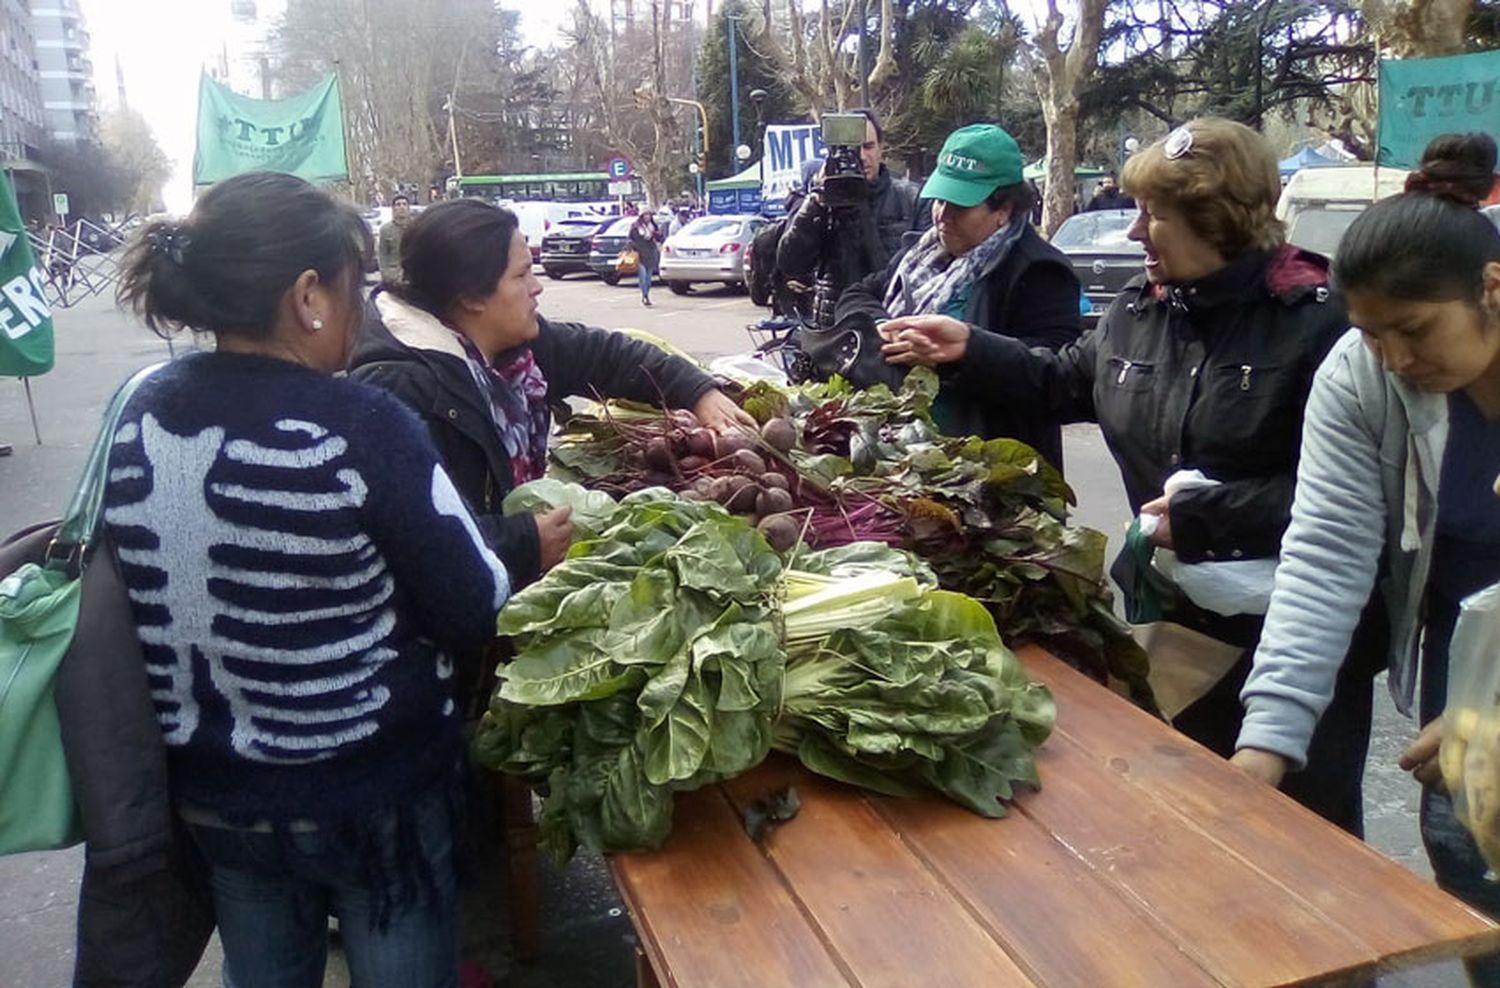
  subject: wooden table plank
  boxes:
[873,793,1226,987]
[608,785,853,988]
[1019,646,1500,972]
[720,760,1040,988]
[1015,734,1377,984]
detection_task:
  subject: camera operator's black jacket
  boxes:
[835,224,1081,469]
[776,164,920,327]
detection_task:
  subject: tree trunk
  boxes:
[866,0,898,93]
[1029,0,1109,237]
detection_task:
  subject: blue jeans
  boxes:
[186,783,459,988]
[637,261,653,299]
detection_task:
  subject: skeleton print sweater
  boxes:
[102,352,511,826]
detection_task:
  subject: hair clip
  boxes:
[146,225,191,264]
[1164,126,1194,161]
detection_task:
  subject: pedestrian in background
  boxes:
[1233,134,1500,979]
[1085,173,1135,212]
[108,171,513,987]
[879,118,1384,835]
[629,210,661,307]
[378,192,413,284]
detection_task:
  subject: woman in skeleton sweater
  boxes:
[107,172,510,988]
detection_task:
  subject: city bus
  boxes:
[447,172,613,202]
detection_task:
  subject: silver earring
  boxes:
[312,318,324,331]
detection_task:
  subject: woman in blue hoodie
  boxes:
[1234,134,1500,950]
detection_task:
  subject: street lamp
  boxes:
[736,144,752,163]
[749,88,768,190]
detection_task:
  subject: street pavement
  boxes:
[0,272,1468,986]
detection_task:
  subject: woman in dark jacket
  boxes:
[834,123,1082,469]
[879,117,1385,836]
[350,200,749,590]
[628,211,661,307]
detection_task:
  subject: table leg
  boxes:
[634,945,662,988]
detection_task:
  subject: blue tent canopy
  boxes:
[1278,146,1341,177]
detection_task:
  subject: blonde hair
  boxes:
[1122,118,1285,257]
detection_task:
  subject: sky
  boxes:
[78,1,1048,213]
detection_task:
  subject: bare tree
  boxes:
[1026,0,1109,236]
[1360,0,1476,56]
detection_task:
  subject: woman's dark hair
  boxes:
[984,180,1036,217]
[1406,132,1498,208]
[117,172,370,340]
[1335,137,1500,304]
[392,198,519,315]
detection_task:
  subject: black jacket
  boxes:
[964,246,1349,639]
[348,291,718,589]
[776,164,921,327]
[834,224,1083,470]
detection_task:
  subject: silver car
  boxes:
[661,215,766,294]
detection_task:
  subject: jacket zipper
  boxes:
[1117,359,1133,385]
[1240,365,1253,391]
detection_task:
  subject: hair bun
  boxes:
[1410,132,1498,209]
[1404,170,1482,209]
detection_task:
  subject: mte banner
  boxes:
[0,171,54,377]
[762,124,827,203]
[193,73,349,186]
[1377,50,1500,169]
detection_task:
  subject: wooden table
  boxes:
[608,646,1500,987]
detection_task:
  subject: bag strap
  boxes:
[46,362,165,574]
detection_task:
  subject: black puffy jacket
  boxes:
[349,291,718,589]
[834,224,1083,470]
[963,246,1350,639]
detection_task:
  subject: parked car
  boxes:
[660,214,767,294]
[540,217,615,280]
[1276,164,1409,260]
[502,200,617,263]
[587,216,639,286]
[1050,208,1143,328]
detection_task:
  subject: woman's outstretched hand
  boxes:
[878,315,972,367]
[692,388,757,433]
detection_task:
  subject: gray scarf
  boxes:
[883,214,1028,319]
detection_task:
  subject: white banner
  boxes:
[762,124,827,202]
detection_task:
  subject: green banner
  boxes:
[1378,49,1500,169]
[0,171,54,377]
[193,73,349,186]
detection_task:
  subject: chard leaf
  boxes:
[599,746,674,851]
[499,631,638,705]
[502,479,618,540]
[641,672,714,786]
[789,732,925,799]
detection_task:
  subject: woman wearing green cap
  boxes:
[834,123,1083,469]
[878,117,1384,837]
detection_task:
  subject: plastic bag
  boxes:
[1142,470,1278,617]
[1440,581,1500,871]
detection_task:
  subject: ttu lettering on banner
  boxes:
[193,72,350,186]
[1377,49,1500,169]
[0,170,54,378]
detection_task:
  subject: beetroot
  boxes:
[757,514,800,552]
[730,449,767,476]
[670,409,701,431]
[717,430,755,456]
[761,417,796,453]
[759,472,789,491]
[642,437,674,473]
[678,455,708,473]
[706,476,738,504]
[724,478,760,514]
[685,428,718,460]
[756,488,795,517]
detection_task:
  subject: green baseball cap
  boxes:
[920,124,1025,207]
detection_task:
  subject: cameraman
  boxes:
[776,109,922,328]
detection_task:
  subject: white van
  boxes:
[1276,165,1409,260]
[499,200,619,261]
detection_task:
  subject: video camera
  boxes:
[819,113,869,208]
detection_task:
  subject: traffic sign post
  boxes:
[52,192,69,219]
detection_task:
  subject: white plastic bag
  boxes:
[1140,470,1278,617]
[1441,581,1500,871]
[707,352,791,387]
